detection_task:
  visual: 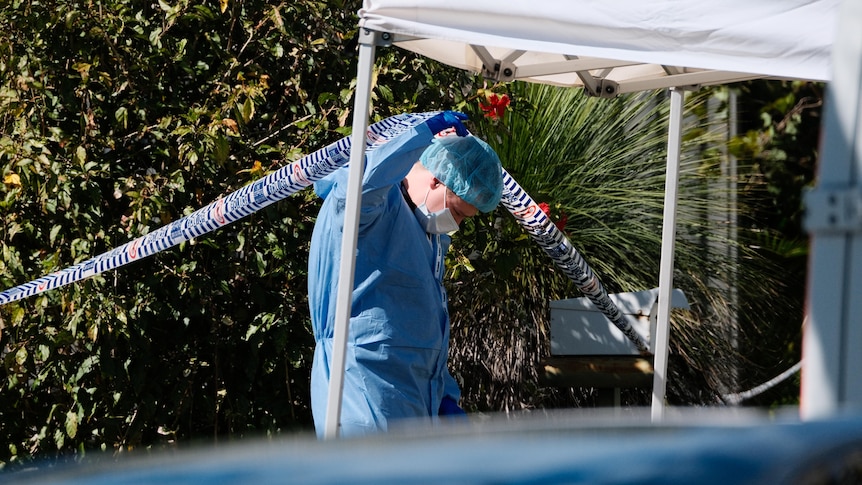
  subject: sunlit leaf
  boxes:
[65,411,79,439]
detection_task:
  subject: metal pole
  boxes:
[651,87,684,422]
[728,89,740,391]
[323,30,377,439]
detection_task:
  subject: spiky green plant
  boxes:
[445,81,798,412]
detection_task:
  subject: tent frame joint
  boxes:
[481,61,517,82]
[583,78,620,98]
[471,45,519,82]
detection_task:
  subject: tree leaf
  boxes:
[65,410,79,439]
[75,146,87,166]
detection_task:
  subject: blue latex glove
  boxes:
[425,111,469,136]
[439,396,467,416]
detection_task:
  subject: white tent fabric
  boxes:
[327,0,841,436]
[359,0,835,93]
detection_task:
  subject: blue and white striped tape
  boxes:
[500,169,650,354]
[0,112,436,306]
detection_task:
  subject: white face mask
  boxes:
[414,187,460,234]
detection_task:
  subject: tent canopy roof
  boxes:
[359,0,838,95]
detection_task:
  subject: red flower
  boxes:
[556,213,568,232]
[479,93,510,120]
[539,202,568,232]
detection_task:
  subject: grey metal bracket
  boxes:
[579,77,620,98]
[804,186,862,234]
[470,45,519,82]
[358,28,420,47]
[595,78,620,98]
[481,60,517,82]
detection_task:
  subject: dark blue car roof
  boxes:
[7,408,862,485]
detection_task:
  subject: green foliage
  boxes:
[0,0,369,466]
[731,80,821,236]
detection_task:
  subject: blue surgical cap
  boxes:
[419,135,503,213]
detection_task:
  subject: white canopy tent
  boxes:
[327,0,842,437]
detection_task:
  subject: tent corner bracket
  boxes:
[584,78,620,98]
[481,60,517,82]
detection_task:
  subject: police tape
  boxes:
[1,113,649,353]
[0,112,436,306]
[500,170,651,354]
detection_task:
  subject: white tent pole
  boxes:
[651,87,684,422]
[801,0,862,420]
[323,30,378,439]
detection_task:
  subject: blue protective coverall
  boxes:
[308,123,461,437]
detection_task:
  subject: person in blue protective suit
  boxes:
[308,111,504,438]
